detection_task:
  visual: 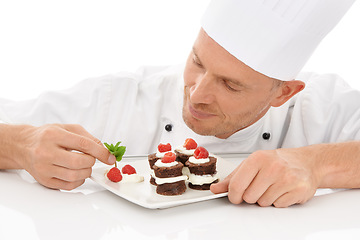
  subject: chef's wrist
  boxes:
[317,141,360,188]
[0,123,31,169]
[275,145,324,189]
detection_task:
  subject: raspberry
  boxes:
[161,152,176,163]
[184,138,197,150]
[158,143,171,153]
[194,146,209,159]
[107,167,122,182]
[122,164,136,175]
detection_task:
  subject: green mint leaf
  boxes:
[104,142,110,149]
[114,146,126,162]
[104,141,126,162]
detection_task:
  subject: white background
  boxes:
[0,0,359,101]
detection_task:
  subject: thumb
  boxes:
[210,170,235,194]
[211,162,243,194]
[210,178,230,194]
[61,124,116,165]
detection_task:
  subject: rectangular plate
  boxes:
[91,156,238,209]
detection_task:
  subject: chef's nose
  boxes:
[189,72,215,104]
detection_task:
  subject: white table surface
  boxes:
[1,154,360,240]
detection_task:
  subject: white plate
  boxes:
[91,156,238,209]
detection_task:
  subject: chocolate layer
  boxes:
[153,162,184,178]
[149,176,157,186]
[156,181,186,196]
[174,149,192,165]
[186,156,217,175]
[148,153,160,169]
[188,179,219,190]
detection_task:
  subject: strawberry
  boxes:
[161,152,176,163]
[184,138,197,150]
[107,167,122,182]
[122,164,136,175]
[194,146,209,159]
[158,143,171,153]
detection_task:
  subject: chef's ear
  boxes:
[270,80,305,107]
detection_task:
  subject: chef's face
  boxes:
[182,29,285,139]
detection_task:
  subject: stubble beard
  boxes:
[182,87,271,138]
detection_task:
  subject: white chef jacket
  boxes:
[0,64,359,155]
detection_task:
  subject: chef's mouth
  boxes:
[188,104,217,120]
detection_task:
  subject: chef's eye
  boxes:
[192,56,203,68]
[223,79,240,92]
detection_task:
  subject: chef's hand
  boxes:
[16,124,115,190]
[210,149,320,207]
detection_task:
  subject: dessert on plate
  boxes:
[149,140,220,194]
[152,152,188,196]
[174,138,198,165]
[148,143,172,185]
[185,146,219,190]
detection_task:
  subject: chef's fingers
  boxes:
[241,167,274,204]
[227,153,266,204]
[256,182,289,207]
[259,181,315,207]
[52,150,96,169]
[272,192,300,208]
[51,166,93,183]
[210,161,244,194]
[29,159,92,190]
[46,178,86,191]
[61,124,103,146]
[54,126,115,165]
[210,172,234,194]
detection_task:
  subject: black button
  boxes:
[165,124,173,132]
[262,132,271,140]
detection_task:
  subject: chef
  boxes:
[0,0,359,207]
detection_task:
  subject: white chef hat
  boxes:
[201,0,355,81]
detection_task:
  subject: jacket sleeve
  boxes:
[283,73,360,148]
[0,76,113,139]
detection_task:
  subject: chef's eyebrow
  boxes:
[192,47,248,89]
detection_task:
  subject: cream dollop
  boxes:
[175,145,195,156]
[154,159,179,168]
[188,173,219,185]
[151,172,188,185]
[188,156,210,164]
[155,150,174,158]
[121,173,144,183]
[182,167,190,176]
